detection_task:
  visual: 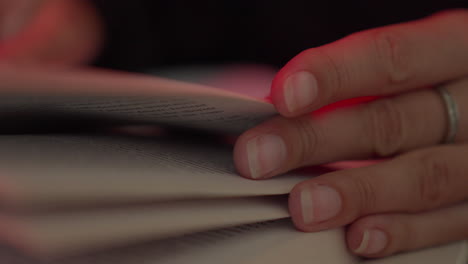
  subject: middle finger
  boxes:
[234,78,468,180]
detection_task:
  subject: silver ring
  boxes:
[437,86,459,144]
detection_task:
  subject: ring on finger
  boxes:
[437,86,460,144]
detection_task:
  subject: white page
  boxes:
[0,219,357,264]
[0,67,276,134]
[0,135,313,208]
[0,221,465,264]
[0,196,289,257]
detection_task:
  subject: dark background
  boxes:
[91,0,468,72]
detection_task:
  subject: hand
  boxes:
[234,10,468,258]
[0,0,102,66]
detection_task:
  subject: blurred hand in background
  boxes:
[0,0,102,67]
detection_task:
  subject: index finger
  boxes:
[272,10,468,117]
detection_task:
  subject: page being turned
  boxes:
[0,68,276,134]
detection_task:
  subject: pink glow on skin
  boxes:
[313,96,380,116]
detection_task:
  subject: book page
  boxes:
[0,220,464,264]
[0,196,289,257]
[149,64,275,99]
[362,240,467,264]
[0,134,313,208]
[0,68,276,134]
[0,219,357,264]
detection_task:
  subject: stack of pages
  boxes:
[0,68,465,264]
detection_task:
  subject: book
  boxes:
[0,67,466,263]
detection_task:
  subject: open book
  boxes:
[0,67,466,264]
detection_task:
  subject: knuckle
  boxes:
[350,173,378,214]
[289,118,322,165]
[434,9,468,44]
[297,48,350,102]
[434,9,468,24]
[414,150,452,208]
[395,215,420,252]
[368,28,412,85]
[364,98,406,156]
[398,218,414,251]
[316,49,350,102]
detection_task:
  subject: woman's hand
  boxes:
[234,10,468,258]
[0,0,102,66]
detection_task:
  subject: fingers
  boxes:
[446,77,468,142]
[346,202,468,258]
[271,10,468,117]
[288,145,468,232]
[0,0,102,66]
[0,0,43,39]
[235,77,468,179]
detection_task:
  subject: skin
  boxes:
[234,10,468,258]
[1,2,467,258]
[0,0,102,66]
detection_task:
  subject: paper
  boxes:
[0,68,276,133]
[0,135,313,208]
[0,196,289,256]
[0,219,356,264]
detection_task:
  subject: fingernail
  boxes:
[354,229,388,255]
[246,134,286,179]
[284,71,318,113]
[300,185,342,224]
